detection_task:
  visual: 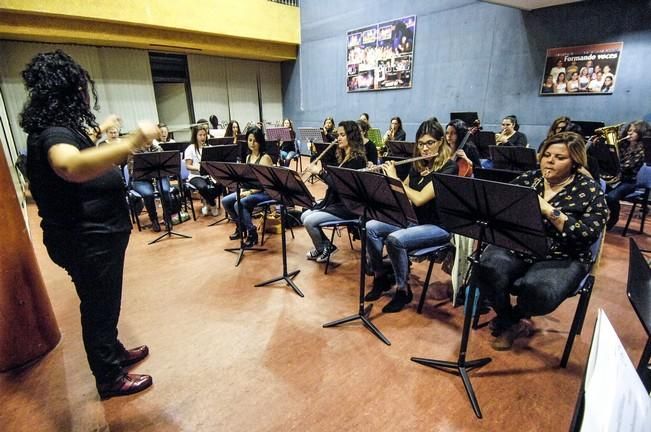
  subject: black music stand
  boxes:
[627,238,651,391]
[411,174,547,418]
[266,127,293,142]
[207,137,237,146]
[132,151,192,245]
[489,145,538,171]
[322,167,418,346]
[201,161,266,266]
[313,143,338,167]
[201,144,244,226]
[472,167,521,184]
[386,140,415,157]
[159,141,189,154]
[475,131,495,159]
[250,166,315,297]
[298,127,325,147]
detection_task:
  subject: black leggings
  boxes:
[189,176,221,207]
[43,230,130,383]
[477,245,588,325]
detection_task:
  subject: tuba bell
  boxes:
[593,123,625,187]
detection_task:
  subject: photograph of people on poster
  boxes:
[540,42,623,96]
[346,15,416,92]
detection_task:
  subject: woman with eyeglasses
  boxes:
[364,118,457,313]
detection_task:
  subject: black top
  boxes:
[27,127,131,234]
[392,130,407,141]
[364,141,379,165]
[409,159,458,225]
[316,155,367,218]
[512,170,607,263]
[502,131,527,147]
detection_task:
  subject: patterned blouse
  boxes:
[512,170,608,264]
[619,140,645,183]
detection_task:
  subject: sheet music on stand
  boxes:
[298,127,325,144]
[266,127,293,142]
[575,309,651,432]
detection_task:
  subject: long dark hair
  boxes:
[225,120,240,137]
[246,126,267,156]
[20,50,100,135]
[337,120,366,164]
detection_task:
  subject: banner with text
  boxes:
[540,42,623,96]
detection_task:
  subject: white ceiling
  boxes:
[481,0,583,11]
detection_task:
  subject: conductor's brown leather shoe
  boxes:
[97,373,153,400]
[120,345,149,367]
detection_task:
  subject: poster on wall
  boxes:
[540,42,623,95]
[347,15,416,92]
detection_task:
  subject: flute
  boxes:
[358,154,436,172]
[301,142,337,179]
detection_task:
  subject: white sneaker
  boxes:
[210,205,220,216]
[201,205,209,216]
[306,248,321,260]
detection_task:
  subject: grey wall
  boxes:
[282,0,651,146]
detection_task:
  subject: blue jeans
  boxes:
[366,220,451,289]
[606,181,637,228]
[131,177,171,220]
[301,209,349,251]
[222,191,271,230]
[280,150,297,166]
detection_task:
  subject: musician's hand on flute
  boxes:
[306,161,322,176]
[383,160,398,179]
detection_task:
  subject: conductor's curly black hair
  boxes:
[20,50,100,135]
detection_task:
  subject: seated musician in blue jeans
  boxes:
[477,132,607,350]
[365,118,458,313]
[222,126,273,247]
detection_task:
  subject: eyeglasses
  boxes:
[417,139,438,148]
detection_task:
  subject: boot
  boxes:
[243,228,258,248]
[150,218,161,232]
[229,226,242,240]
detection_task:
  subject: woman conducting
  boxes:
[365,118,458,313]
[21,50,158,399]
[477,132,607,350]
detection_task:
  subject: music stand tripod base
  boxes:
[323,302,390,345]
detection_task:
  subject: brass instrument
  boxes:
[593,123,625,187]
[358,154,436,172]
[301,142,337,179]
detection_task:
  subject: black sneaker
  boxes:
[316,244,338,263]
[382,288,413,313]
[364,274,391,301]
